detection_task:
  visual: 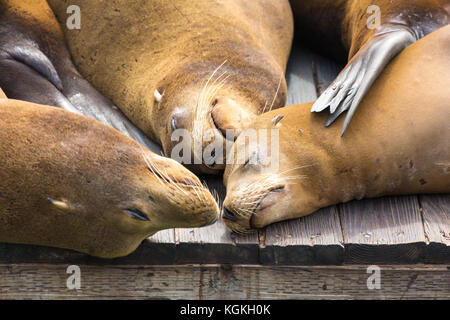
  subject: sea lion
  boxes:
[0,0,159,151]
[290,0,450,134]
[47,0,294,174]
[222,25,450,232]
[0,97,219,258]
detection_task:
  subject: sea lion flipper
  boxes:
[312,27,416,133]
[0,58,82,115]
[4,44,63,91]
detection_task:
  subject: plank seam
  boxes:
[310,52,321,98]
[417,195,430,244]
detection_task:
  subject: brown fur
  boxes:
[223,25,450,232]
[0,99,218,257]
[48,0,294,174]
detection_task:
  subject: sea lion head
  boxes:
[221,110,315,233]
[123,150,220,232]
[75,148,219,257]
[151,59,286,175]
[0,102,220,258]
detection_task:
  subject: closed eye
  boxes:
[125,209,150,221]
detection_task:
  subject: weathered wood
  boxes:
[420,194,450,263]
[261,207,344,265]
[0,264,448,300]
[339,196,427,264]
[285,43,317,105]
[175,175,260,264]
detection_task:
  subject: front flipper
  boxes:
[311,27,416,135]
[0,43,160,153]
[0,56,81,114]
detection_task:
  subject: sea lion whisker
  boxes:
[200,71,227,116]
[262,100,269,114]
[268,75,283,112]
[207,74,231,108]
[278,164,313,176]
[140,149,167,187]
[196,60,228,117]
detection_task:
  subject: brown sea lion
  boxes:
[47,0,294,174]
[0,0,159,151]
[222,25,450,232]
[0,97,219,258]
[290,0,450,134]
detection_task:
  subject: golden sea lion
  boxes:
[0,0,159,151]
[222,25,450,232]
[47,0,294,174]
[0,97,219,258]
[290,0,450,134]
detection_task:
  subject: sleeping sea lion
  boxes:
[47,0,294,174]
[0,0,159,151]
[290,0,450,134]
[0,95,219,258]
[222,25,450,232]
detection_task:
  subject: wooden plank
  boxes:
[261,207,344,265]
[339,196,427,264]
[175,175,260,264]
[261,43,345,265]
[285,43,317,105]
[420,194,450,263]
[310,51,344,95]
[0,264,448,300]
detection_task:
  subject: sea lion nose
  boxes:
[222,207,238,222]
[211,97,254,140]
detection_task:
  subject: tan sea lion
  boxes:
[47,0,294,174]
[0,96,219,258]
[290,0,450,134]
[222,25,450,232]
[0,0,159,151]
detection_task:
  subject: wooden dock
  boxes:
[0,42,448,300]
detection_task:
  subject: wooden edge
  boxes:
[2,240,448,265]
[0,264,448,300]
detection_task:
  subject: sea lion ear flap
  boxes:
[48,198,71,211]
[0,88,7,99]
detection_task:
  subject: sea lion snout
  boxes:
[222,178,291,233]
[211,96,255,139]
[140,152,220,229]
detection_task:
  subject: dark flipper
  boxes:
[0,43,160,153]
[0,57,81,114]
[311,26,416,135]
[2,43,63,90]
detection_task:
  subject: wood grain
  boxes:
[1,264,448,300]
[420,194,450,263]
[339,196,427,264]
